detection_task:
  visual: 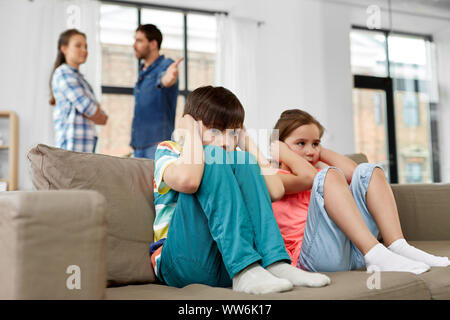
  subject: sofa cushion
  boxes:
[106,241,450,300]
[391,184,450,241]
[0,190,107,299]
[345,153,368,164]
[27,144,156,286]
[105,270,431,300]
[409,241,450,300]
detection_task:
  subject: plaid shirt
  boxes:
[51,63,99,152]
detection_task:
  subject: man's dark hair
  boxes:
[183,86,245,131]
[136,24,163,49]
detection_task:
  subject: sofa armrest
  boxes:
[391,183,450,241]
[0,190,107,299]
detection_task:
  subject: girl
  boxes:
[271,109,450,274]
[50,29,108,153]
[149,86,331,294]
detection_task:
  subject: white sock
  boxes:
[232,263,293,295]
[266,262,331,287]
[364,243,430,274]
[388,238,450,267]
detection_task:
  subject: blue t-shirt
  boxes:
[131,55,179,149]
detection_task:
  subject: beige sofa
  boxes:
[0,144,449,299]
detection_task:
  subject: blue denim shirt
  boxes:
[131,55,179,149]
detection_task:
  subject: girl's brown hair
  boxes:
[183,86,245,130]
[273,109,325,142]
[49,29,86,105]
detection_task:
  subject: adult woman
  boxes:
[50,29,107,153]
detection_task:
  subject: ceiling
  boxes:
[392,0,450,10]
[325,0,450,19]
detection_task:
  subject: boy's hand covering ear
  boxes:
[174,114,202,144]
[237,125,248,151]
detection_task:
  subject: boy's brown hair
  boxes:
[273,109,325,142]
[183,86,245,130]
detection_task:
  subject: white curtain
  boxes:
[0,0,101,190]
[214,14,260,133]
[435,26,450,182]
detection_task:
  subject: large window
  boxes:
[350,27,439,184]
[402,93,420,127]
[98,2,218,157]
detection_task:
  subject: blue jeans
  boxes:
[93,137,98,153]
[133,144,158,160]
[158,145,291,288]
[298,163,382,272]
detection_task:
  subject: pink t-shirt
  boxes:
[272,168,320,267]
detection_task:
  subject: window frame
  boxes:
[100,0,226,100]
[351,25,440,183]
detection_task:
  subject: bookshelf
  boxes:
[0,111,18,191]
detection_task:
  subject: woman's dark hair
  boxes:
[183,86,245,130]
[136,24,163,49]
[49,29,86,105]
[273,109,325,142]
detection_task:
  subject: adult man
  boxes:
[131,24,182,159]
